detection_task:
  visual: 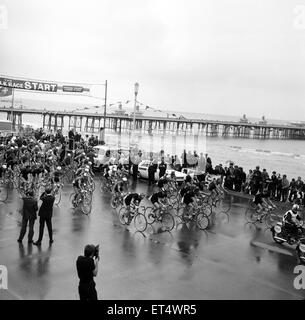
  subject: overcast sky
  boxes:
[1,0,305,120]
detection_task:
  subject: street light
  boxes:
[132,82,139,131]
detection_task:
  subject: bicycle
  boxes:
[144,204,175,232]
[244,200,280,228]
[110,192,125,209]
[70,188,92,215]
[100,176,114,193]
[176,203,210,230]
[118,204,147,232]
[53,183,63,205]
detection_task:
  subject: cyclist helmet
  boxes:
[139,193,146,199]
[122,177,127,182]
[67,153,71,157]
[56,166,61,171]
[2,165,7,169]
[292,204,299,213]
[88,161,92,166]
[83,173,88,177]
[170,171,176,177]
[85,168,89,172]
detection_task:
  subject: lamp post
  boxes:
[101,80,108,144]
[132,82,139,131]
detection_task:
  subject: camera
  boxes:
[94,245,100,259]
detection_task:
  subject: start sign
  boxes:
[0,77,58,92]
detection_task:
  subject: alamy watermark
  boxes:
[0,5,8,30]
[0,265,8,290]
[293,265,305,289]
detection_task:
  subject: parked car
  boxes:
[132,160,186,183]
[92,145,129,170]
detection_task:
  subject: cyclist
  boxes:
[72,173,89,203]
[52,166,63,185]
[113,177,128,198]
[183,187,200,218]
[124,193,144,225]
[253,188,276,222]
[149,189,168,220]
[282,204,303,241]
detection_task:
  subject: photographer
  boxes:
[76,244,99,300]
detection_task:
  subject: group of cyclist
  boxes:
[0,131,96,207]
[105,158,223,227]
[0,129,303,236]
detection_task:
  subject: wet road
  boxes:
[0,177,305,300]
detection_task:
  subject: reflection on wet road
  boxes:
[0,178,304,300]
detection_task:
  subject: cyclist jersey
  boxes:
[20,167,30,180]
[253,193,268,205]
[157,179,167,189]
[125,193,141,206]
[150,191,166,204]
[183,190,195,205]
[208,181,216,191]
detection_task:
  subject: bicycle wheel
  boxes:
[81,197,92,215]
[0,186,8,202]
[168,194,180,209]
[176,204,186,218]
[118,207,128,225]
[245,208,259,223]
[201,203,212,217]
[134,213,147,232]
[145,206,155,224]
[55,189,62,205]
[110,196,118,209]
[245,201,258,222]
[196,213,210,230]
[264,211,279,228]
[91,180,96,192]
[69,192,77,207]
[161,213,175,231]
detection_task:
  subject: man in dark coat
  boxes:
[68,129,75,150]
[33,188,55,245]
[17,190,38,244]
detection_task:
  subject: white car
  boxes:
[92,145,129,170]
[133,160,186,183]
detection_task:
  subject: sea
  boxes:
[1,98,305,180]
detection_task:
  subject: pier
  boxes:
[1,106,305,139]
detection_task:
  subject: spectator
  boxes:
[33,187,55,246]
[281,174,290,202]
[76,244,99,300]
[276,174,282,201]
[268,171,278,199]
[17,190,38,244]
[158,157,167,179]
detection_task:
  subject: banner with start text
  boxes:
[0,77,58,92]
[0,76,91,94]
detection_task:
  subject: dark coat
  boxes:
[39,193,55,219]
[22,197,38,220]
